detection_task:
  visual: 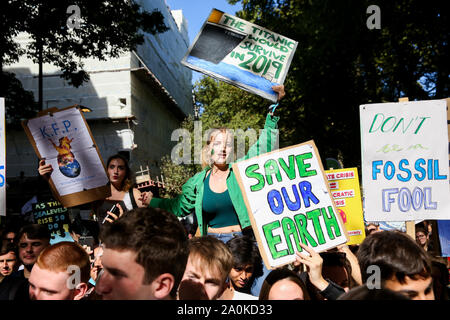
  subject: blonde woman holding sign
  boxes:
[140,85,285,244]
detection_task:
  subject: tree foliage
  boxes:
[225,0,449,168]
[1,0,168,122]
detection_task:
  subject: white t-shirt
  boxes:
[233,291,258,300]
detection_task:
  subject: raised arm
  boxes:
[236,85,284,162]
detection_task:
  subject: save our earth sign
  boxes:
[233,141,348,269]
[182,8,297,102]
[360,99,450,221]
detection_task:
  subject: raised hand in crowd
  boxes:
[295,242,329,292]
[337,244,362,286]
[139,191,153,207]
[272,84,286,102]
[38,159,53,181]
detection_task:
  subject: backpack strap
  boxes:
[129,188,138,209]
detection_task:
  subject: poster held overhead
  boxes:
[22,106,110,207]
[233,140,348,270]
[182,8,298,102]
[360,99,450,221]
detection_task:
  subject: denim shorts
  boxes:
[208,231,243,244]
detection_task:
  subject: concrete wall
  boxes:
[135,0,192,114]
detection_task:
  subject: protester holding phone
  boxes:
[39,153,146,226]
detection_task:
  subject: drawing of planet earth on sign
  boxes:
[58,154,81,178]
[49,136,81,178]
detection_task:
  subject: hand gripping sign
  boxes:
[233,140,348,269]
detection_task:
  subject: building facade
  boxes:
[4,0,192,213]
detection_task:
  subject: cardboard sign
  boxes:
[182,8,298,102]
[325,168,366,245]
[22,106,110,207]
[32,199,69,237]
[233,141,348,269]
[360,100,450,221]
[0,98,5,216]
[437,220,450,257]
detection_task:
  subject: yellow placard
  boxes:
[325,168,366,245]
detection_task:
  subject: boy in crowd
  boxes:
[178,236,233,300]
[357,230,434,300]
[0,224,51,300]
[0,243,18,283]
[28,241,90,300]
[96,207,189,300]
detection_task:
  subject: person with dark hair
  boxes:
[1,228,16,248]
[357,230,434,300]
[28,242,90,300]
[0,224,51,300]
[259,268,310,300]
[0,243,18,283]
[415,227,435,254]
[95,207,189,300]
[337,284,410,300]
[39,153,146,228]
[224,235,262,295]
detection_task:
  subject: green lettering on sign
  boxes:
[264,159,282,185]
[321,206,342,240]
[306,209,325,245]
[262,221,288,259]
[281,217,302,255]
[296,152,317,177]
[293,213,317,248]
[279,155,296,180]
[245,163,265,192]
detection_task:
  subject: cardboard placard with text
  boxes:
[22,106,110,207]
[325,168,366,245]
[182,8,297,102]
[360,100,450,221]
[233,141,348,270]
[32,199,69,237]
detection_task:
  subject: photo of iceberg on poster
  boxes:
[182,8,298,102]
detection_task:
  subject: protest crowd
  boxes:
[0,83,448,302]
[0,2,449,306]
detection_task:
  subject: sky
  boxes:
[165,0,243,83]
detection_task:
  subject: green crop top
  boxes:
[202,172,240,228]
